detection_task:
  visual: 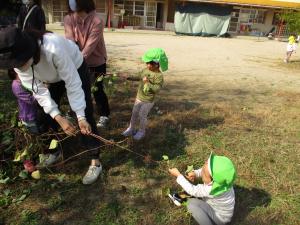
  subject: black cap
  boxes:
[0,26,36,69]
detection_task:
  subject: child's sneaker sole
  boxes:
[168,194,182,206]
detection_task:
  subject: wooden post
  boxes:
[108,0,112,29]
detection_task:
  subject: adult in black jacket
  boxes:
[18,0,46,31]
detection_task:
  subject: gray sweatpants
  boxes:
[128,99,154,132]
[187,198,225,225]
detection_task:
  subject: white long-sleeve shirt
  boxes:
[176,169,235,223]
[287,43,297,52]
[15,33,85,119]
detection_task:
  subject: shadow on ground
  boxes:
[230,185,271,225]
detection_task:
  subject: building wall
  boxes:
[251,9,275,34]
[43,0,170,29]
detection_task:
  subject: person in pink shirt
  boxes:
[64,0,110,128]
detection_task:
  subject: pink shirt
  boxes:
[64,11,107,67]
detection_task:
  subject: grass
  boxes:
[0,58,300,225]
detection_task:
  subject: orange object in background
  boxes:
[202,0,300,8]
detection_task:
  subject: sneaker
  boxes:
[36,152,62,168]
[122,127,135,137]
[82,165,102,185]
[168,192,191,207]
[133,130,145,140]
[97,116,109,128]
[168,193,183,206]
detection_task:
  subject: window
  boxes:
[239,9,266,24]
[134,1,144,16]
[114,0,124,15]
[124,1,134,15]
[113,0,145,17]
[95,0,106,13]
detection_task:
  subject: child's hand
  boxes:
[169,168,181,177]
[143,76,149,83]
[186,171,196,182]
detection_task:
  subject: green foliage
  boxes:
[18,170,29,180]
[279,11,300,33]
[162,155,169,161]
[185,165,194,174]
[91,74,119,97]
[47,195,64,210]
[0,177,10,184]
[19,209,40,225]
[49,139,58,150]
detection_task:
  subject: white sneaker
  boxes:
[97,116,109,128]
[37,152,62,168]
[122,127,135,137]
[133,131,145,140]
[168,194,182,207]
[82,165,102,185]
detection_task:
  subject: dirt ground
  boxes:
[106,31,299,90]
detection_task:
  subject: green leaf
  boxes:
[186,165,194,174]
[20,148,29,158]
[162,155,169,161]
[0,197,10,207]
[39,154,47,164]
[49,139,58,150]
[0,177,10,184]
[3,189,11,196]
[13,151,22,162]
[96,75,104,82]
[17,194,27,202]
[57,174,66,183]
[19,170,29,179]
[111,76,118,82]
[91,86,98,93]
[23,189,31,195]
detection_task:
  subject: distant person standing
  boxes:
[64,0,110,128]
[18,0,46,31]
[284,34,297,63]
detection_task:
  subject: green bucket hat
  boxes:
[142,48,168,72]
[208,153,236,196]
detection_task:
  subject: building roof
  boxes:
[192,0,300,9]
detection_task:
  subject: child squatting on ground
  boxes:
[121,48,168,140]
[284,34,298,63]
[169,153,236,225]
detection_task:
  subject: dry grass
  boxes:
[1,33,300,225]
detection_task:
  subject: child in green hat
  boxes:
[121,48,168,140]
[169,153,236,225]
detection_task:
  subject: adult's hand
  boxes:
[78,119,91,135]
[55,114,76,136]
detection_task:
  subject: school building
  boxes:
[42,0,300,36]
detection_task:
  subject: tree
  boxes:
[279,10,300,34]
